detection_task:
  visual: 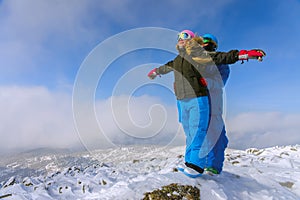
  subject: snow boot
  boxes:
[178,163,204,178]
[205,167,219,175]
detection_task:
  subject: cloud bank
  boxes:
[0,86,78,151]
[1,86,300,152]
[226,112,300,149]
[0,86,185,152]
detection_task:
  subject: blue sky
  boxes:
[1,0,300,152]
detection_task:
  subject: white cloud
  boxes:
[74,94,185,151]
[95,95,183,146]
[0,0,98,74]
[0,86,79,151]
[0,86,185,152]
[1,85,299,152]
[226,112,300,149]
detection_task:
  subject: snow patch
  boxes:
[0,145,299,199]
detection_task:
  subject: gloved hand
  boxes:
[238,49,266,61]
[148,68,159,79]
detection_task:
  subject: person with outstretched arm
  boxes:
[147,30,266,178]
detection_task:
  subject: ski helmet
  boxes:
[177,30,195,41]
[202,33,218,49]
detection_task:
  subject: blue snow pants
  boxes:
[206,115,228,173]
[177,96,210,169]
[212,125,228,173]
[204,64,230,173]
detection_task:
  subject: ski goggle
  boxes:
[177,32,193,41]
[203,37,211,43]
[203,37,217,46]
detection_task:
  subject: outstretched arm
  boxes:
[147,60,174,80]
[209,49,266,65]
[209,50,239,65]
[185,37,266,65]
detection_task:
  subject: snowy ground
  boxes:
[0,145,299,199]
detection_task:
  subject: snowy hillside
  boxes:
[0,145,299,199]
